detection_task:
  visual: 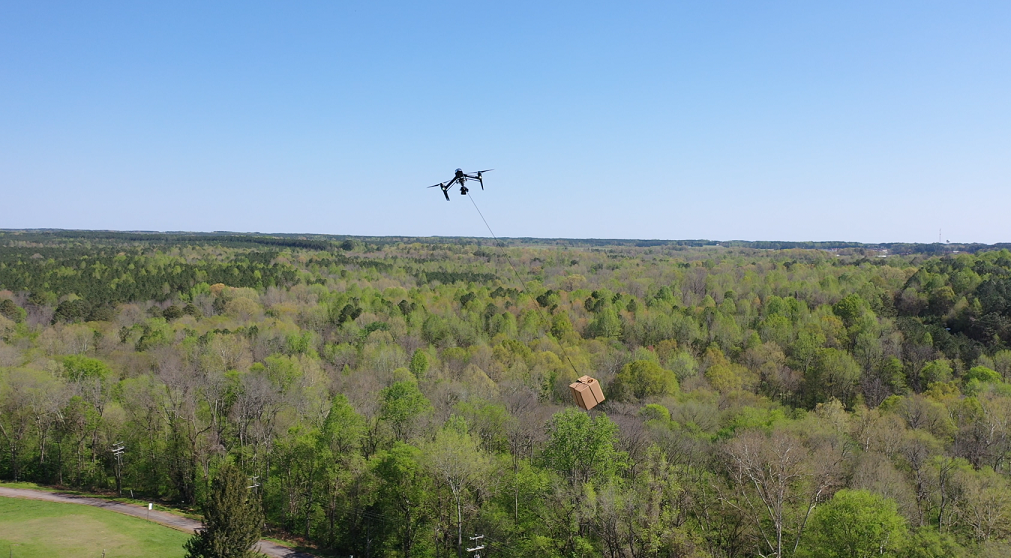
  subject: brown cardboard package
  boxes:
[569,381,596,410]
[578,375,605,404]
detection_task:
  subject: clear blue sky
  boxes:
[2,2,1009,243]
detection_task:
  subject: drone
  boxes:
[428,168,493,201]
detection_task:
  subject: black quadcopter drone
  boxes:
[427,168,493,201]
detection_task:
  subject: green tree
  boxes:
[902,527,965,558]
[587,307,622,338]
[920,360,953,385]
[879,356,907,393]
[52,298,91,323]
[373,442,432,557]
[805,348,861,406]
[62,355,112,383]
[380,380,432,442]
[965,365,1001,385]
[317,395,367,549]
[408,349,430,379]
[833,294,867,328]
[706,361,755,394]
[541,408,626,486]
[797,489,907,558]
[421,314,450,345]
[184,462,264,558]
[270,426,323,537]
[550,311,574,338]
[0,299,25,323]
[612,359,678,400]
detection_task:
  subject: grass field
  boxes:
[0,482,201,520]
[0,497,189,558]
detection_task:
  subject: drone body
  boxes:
[428,168,493,201]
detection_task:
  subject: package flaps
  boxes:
[569,375,605,410]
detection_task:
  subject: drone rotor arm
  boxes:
[442,178,459,200]
[475,170,492,188]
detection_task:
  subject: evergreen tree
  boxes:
[184,462,264,558]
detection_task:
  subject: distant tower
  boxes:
[939,228,942,243]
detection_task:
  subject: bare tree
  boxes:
[154,346,213,504]
[29,373,68,472]
[721,428,843,558]
[957,466,1011,543]
[424,423,493,557]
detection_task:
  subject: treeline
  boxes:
[2,237,1011,557]
[0,230,339,250]
[6,229,1011,255]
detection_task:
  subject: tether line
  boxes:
[466,193,586,383]
[468,193,496,239]
[468,194,525,289]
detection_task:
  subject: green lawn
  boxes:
[0,482,201,520]
[0,497,189,558]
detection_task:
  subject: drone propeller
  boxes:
[474,169,492,189]
[427,181,451,200]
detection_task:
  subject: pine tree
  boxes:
[184,463,264,558]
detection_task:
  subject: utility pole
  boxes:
[466,534,485,558]
[111,442,125,496]
[247,476,263,533]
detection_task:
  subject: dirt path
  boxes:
[0,487,315,558]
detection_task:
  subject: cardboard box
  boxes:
[578,375,605,404]
[569,381,596,410]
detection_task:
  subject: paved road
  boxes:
[0,487,315,558]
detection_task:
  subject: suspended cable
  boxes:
[468,194,525,289]
[466,193,586,383]
[468,193,496,239]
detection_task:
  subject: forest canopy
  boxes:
[3,231,1011,557]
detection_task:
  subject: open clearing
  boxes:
[0,496,188,558]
